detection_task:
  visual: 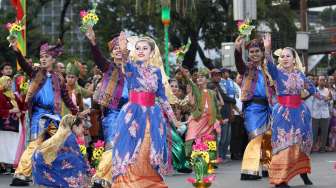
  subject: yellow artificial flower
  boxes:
[207,141,217,151]
[79,145,87,156]
[191,151,210,164]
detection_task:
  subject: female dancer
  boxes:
[180,68,222,158]
[168,78,192,173]
[263,34,315,188]
[32,114,89,188]
[111,35,179,187]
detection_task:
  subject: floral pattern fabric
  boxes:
[267,57,316,155]
[111,60,176,181]
[32,134,88,187]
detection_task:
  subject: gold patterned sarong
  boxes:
[241,130,272,175]
[112,120,167,188]
[14,123,57,180]
[269,144,311,185]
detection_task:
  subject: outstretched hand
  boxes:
[119,31,127,52]
[263,33,272,52]
[9,37,18,52]
[85,27,96,45]
[234,35,245,52]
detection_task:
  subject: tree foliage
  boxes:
[0,0,299,71]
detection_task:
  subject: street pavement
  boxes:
[0,152,335,188]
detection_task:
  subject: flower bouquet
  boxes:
[5,18,25,47]
[79,2,99,33]
[91,140,105,168]
[203,134,217,174]
[187,138,216,188]
[237,19,255,41]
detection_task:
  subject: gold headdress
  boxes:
[274,47,305,72]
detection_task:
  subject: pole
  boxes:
[164,25,170,77]
[300,0,308,74]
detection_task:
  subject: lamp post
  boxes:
[161,6,171,77]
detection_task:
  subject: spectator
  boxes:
[0,62,13,77]
[55,62,65,76]
[312,75,332,152]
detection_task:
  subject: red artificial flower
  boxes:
[80,10,88,18]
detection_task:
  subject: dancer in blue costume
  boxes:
[262,34,316,188]
[9,40,78,186]
[33,114,89,188]
[111,35,179,188]
[234,36,274,180]
[85,27,129,188]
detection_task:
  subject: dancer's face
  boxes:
[280,48,295,70]
[135,41,153,62]
[248,47,263,63]
[40,52,55,69]
[169,80,179,96]
[111,44,123,60]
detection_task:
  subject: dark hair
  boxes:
[246,39,264,52]
[0,62,12,70]
[168,78,178,84]
[71,116,82,129]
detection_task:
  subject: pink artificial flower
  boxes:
[94,140,105,148]
[187,177,196,184]
[80,10,88,18]
[5,23,12,30]
[236,20,245,28]
[192,138,209,151]
[334,162,336,170]
[203,175,216,183]
[89,168,96,176]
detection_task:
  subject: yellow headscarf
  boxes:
[39,114,77,165]
[274,47,305,72]
[0,76,18,108]
[128,36,176,104]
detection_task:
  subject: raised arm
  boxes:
[13,52,35,78]
[263,33,278,80]
[10,39,35,77]
[234,36,247,75]
[86,27,111,72]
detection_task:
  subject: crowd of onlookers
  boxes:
[1,57,336,174]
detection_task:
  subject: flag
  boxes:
[11,0,26,57]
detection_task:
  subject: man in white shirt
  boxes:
[312,75,332,152]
